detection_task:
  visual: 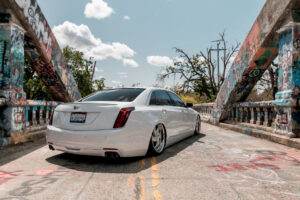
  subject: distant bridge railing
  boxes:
[228,101,277,129]
[193,103,215,121]
[194,101,277,131]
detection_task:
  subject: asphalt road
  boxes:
[0,123,300,200]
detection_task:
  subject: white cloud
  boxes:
[123,59,139,68]
[111,80,122,86]
[84,0,115,20]
[95,75,104,80]
[53,21,136,61]
[147,56,173,67]
[118,72,128,78]
[174,56,184,63]
[123,16,131,20]
[95,67,104,73]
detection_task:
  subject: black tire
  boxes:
[148,124,166,155]
[194,115,201,135]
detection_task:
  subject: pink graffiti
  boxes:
[35,169,55,175]
[0,170,22,185]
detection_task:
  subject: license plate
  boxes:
[70,112,87,123]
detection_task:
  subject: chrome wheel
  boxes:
[195,116,201,135]
[151,124,166,154]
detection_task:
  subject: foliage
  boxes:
[23,59,54,101]
[159,32,240,101]
[180,94,200,104]
[63,46,105,97]
[23,46,105,100]
[246,88,274,102]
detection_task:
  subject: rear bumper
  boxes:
[46,125,149,157]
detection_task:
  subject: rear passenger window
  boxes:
[167,92,186,107]
[150,90,172,106]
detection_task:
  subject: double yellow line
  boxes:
[127,157,162,200]
[151,157,162,200]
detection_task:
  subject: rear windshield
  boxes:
[81,88,145,102]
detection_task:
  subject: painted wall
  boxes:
[213,0,296,122]
[8,0,81,102]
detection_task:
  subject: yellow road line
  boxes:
[151,157,162,200]
[152,173,160,187]
[151,157,158,171]
[153,190,162,200]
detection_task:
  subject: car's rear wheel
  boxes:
[149,124,166,155]
[195,116,201,135]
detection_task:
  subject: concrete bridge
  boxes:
[195,0,300,142]
[0,0,80,147]
[0,0,300,148]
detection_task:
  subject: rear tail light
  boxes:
[49,111,54,125]
[113,107,135,128]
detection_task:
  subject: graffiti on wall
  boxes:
[278,29,293,93]
[10,25,26,104]
[212,0,295,122]
[214,19,278,121]
[15,0,52,57]
[0,28,10,90]
[14,0,81,101]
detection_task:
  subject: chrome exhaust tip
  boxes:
[105,152,120,159]
[49,145,55,151]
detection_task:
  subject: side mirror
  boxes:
[186,103,193,108]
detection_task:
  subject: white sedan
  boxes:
[46,88,201,158]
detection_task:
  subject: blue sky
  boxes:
[37,0,266,88]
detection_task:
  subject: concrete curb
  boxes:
[0,129,46,149]
[217,123,300,150]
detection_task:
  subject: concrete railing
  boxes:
[227,101,277,129]
[24,100,60,132]
[0,100,60,140]
[193,103,215,120]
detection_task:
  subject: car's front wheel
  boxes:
[148,124,166,155]
[194,115,201,135]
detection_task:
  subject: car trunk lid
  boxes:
[53,102,133,130]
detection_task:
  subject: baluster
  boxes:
[39,106,44,125]
[258,107,264,125]
[271,107,276,128]
[263,107,269,127]
[32,106,38,126]
[231,107,235,121]
[240,107,245,122]
[246,107,251,123]
[250,107,257,124]
[25,106,30,127]
[256,107,261,125]
[46,106,50,124]
[236,107,240,122]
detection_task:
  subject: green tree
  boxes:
[63,46,105,97]
[23,46,105,100]
[23,59,54,100]
[159,32,239,102]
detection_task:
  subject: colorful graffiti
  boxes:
[213,0,296,122]
[10,25,26,104]
[0,28,10,90]
[14,0,81,101]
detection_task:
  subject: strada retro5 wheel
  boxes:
[149,124,166,155]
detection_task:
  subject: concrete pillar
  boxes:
[0,13,26,136]
[275,17,300,138]
[250,107,257,124]
[256,108,263,126]
[39,106,44,125]
[263,108,269,127]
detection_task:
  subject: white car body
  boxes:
[46,88,200,157]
